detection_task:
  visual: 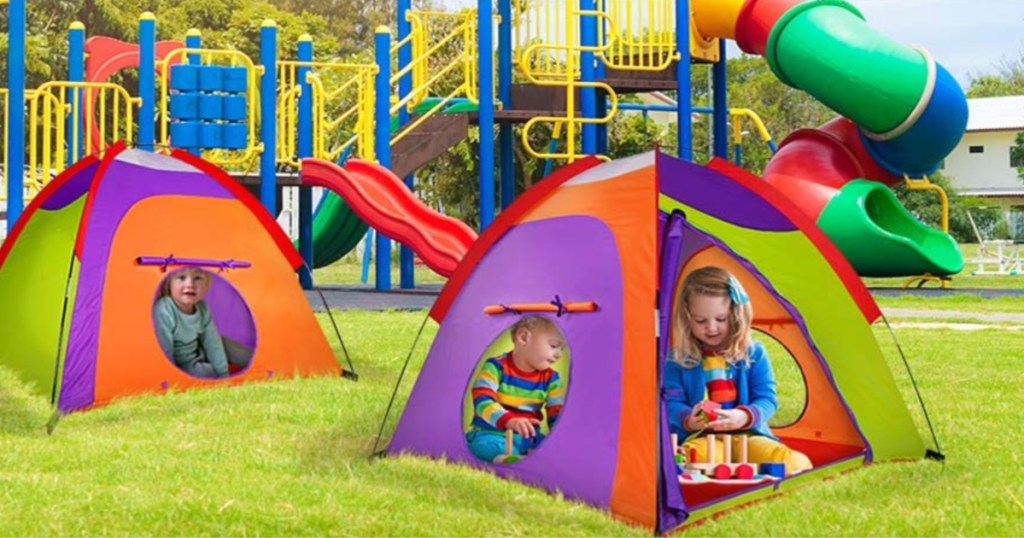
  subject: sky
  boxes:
[437,0,1024,88]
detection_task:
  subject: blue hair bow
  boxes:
[727,276,750,305]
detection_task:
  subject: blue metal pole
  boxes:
[67,21,86,164]
[477,0,495,229]
[580,0,598,154]
[374,27,393,291]
[260,20,278,215]
[498,0,515,209]
[138,13,156,151]
[297,35,314,289]
[595,14,609,156]
[361,229,374,284]
[6,0,26,233]
[712,40,728,159]
[184,29,202,156]
[397,0,414,289]
[185,29,201,65]
[675,0,692,161]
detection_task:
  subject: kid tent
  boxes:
[387,151,930,531]
[0,144,342,413]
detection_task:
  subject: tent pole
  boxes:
[46,253,79,433]
[371,312,431,457]
[879,313,945,462]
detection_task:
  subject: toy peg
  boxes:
[707,434,716,464]
[671,433,679,453]
[723,434,732,464]
[505,428,514,456]
[739,435,748,464]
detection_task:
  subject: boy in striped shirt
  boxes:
[466,316,566,463]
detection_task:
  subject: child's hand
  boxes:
[707,408,750,432]
[506,417,542,438]
[684,405,709,431]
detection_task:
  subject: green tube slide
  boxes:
[303,97,478,268]
[765,0,927,135]
[816,180,963,277]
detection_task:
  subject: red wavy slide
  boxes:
[300,158,478,277]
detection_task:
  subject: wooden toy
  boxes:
[679,433,782,482]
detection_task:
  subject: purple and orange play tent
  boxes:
[0,144,342,413]
[386,151,934,531]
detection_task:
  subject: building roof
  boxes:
[966,96,1024,132]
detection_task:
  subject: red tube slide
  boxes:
[300,158,478,277]
[762,117,900,220]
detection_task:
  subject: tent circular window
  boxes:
[462,316,570,464]
[152,267,256,379]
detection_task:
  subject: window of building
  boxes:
[1011,147,1024,168]
[969,145,985,154]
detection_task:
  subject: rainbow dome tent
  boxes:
[0,144,343,413]
[386,152,933,531]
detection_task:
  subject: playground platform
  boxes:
[305,283,443,312]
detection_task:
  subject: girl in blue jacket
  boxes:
[664,266,812,476]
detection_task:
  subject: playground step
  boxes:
[391,112,470,178]
[600,51,684,93]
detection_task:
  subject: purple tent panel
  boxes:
[656,154,795,232]
[389,216,625,509]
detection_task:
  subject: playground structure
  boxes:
[3,0,968,291]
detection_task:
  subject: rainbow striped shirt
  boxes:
[470,353,564,433]
[702,351,738,408]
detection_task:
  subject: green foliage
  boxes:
[1013,132,1024,184]
[966,56,1024,98]
[892,172,1009,242]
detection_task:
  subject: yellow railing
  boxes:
[512,0,678,79]
[730,108,774,148]
[156,49,262,167]
[517,2,618,162]
[23,82,137,198]
[599,0,678,71]
[277,61,377,165]
[902,175,952,289]
[390,10,477,147]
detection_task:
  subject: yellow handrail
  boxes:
[902,175,952,289]
[729,108,773,146]
[156,48,262,167]
[517,1,620,163]
[23,81,137,198]
[280,61,377,164]
[904,176,950,233]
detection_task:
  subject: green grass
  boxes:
[4,302,1024,534]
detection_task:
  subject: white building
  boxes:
[940,96,1024,241]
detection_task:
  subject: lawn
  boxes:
[2,301,1023,535]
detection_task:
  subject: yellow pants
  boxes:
[682,434,813,476]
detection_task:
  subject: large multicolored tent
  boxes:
[387,151,927,531]
[0,144,342,413]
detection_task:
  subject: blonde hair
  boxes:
[671,266,753,365]
[158,267,211,298]
[509,315,563,344]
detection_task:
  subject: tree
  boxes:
[966,55,1024,98]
